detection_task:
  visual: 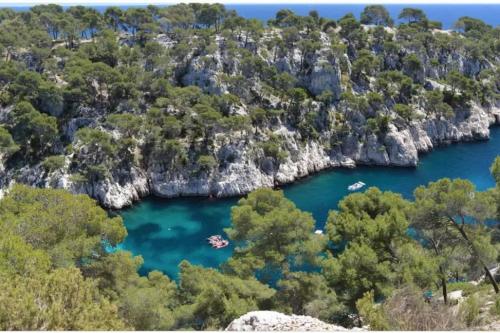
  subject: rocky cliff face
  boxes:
[225,311,359,331]
[2,26,499,208]
[16,103,495,210]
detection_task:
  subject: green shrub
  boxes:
[0,126,19,156]
[490,296,500,316]
[366,118,379,133]
[85,164,110,181]
[197,155,217,171]
[376,115,390,133]
[366,91,383,106]
[394,104,412,120]
[69,173,87,184]
[259,141,288,162]
[356,291,389,330]
[41,155,65,172]
[446,282,480,296]
[460,294,481,327]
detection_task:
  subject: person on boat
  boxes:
[215,240,228,248]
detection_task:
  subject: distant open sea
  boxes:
[5,4,500,29]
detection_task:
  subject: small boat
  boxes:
[207,235,229,249]
[212,240,229,249]
[315,229,323,235]
[348,181,366,191]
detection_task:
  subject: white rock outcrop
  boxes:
[225,311,357,331]
[19,103,497,210]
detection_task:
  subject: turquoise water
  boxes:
[120,127,500,279]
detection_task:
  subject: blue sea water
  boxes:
[225,4,500,29]
[5,4,500,29]
[120,126,500,280]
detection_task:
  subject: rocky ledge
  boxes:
[225,311,359,331]
[66,105,500,209]
[4,104,499,209]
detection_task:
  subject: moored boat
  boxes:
[348,181,366,191]
[212,239,229,249]
[207,234,229,249]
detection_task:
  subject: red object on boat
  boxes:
[212,240,229,249]
[207,235,229,249]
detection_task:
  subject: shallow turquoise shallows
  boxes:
[119,127,500,279]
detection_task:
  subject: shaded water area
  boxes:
[119,127,500,279]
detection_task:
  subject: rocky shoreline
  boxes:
[88,105,500,209]
[4,104,496,209]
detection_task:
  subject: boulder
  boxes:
[384,128,418,166]
[225,311,357,331]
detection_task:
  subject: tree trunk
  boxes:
[441,275,448,305]
[484,266,499,293]
[452,220,499,293]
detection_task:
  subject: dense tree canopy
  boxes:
[1,157,500,330]
[324,188,438,307]
[413,179,499,293]
[360,5,393,26]
[0,3,499,330]
[224,188,324,280]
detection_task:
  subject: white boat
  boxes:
[348,181,366,191]
[315,229,323,235]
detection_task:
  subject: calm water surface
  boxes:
[120,126,500,279]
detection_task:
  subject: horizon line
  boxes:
[2,0,500,6]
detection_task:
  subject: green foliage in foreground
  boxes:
[0,185,274,330]
[0,158,499,330]
[324,188,439,307]
[0,267,127,330]
[225,188,323,278]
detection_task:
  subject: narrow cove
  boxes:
[118,126,500,279]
